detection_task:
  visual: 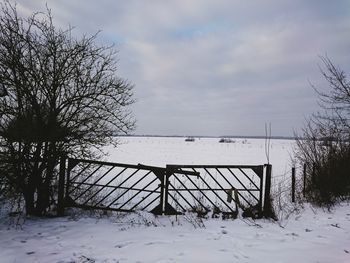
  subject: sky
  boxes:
[12,0,350,137]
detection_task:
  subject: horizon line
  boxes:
[117,134,297,140]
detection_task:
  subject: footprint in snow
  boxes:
[286,233,299,237]
[77,255,95,263]
[233,252,250,259]
[145,241,169,246]
[114,241,132,248]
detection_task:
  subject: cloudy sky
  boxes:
[14,0,350,136]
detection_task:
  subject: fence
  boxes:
[57,157,272,218]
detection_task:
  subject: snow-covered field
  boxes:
[106,137,293,176]
[1,137,349,263]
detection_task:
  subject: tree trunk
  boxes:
[35,183,50,215]
[34,142,57,215]
[24,188,35,215]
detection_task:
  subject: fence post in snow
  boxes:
[292,167,296,203]
[263,164,272,217]
[303,163,306,197]
[57,155,66,216]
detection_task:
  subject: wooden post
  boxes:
[161,166,179,215]
[163,167,171,214]
[303,163,306,197]
[57,156,66,216]
[258,165,264,214]
[292,167,296,203]
[263,164,272,216]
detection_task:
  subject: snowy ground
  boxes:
[1,205,350,263]
[105,137,293,176]
[1,137,349,263]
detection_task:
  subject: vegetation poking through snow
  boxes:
[295,56,350,207]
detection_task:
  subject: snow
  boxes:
[106,137,293,176]
[1,137,349,263]
[105,137,295,197]
[1,206,350,263]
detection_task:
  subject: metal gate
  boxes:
[58,158,272,218]
[63,158,167,213]
[165,165,265,218]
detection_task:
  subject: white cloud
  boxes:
[11,0,350,135]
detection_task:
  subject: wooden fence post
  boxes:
[163,166,177,215]
[291,167,296,203]
[263,164,272,217]
[303,163,306,197]
[57,155,66,216]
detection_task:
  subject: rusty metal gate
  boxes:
[58,157,272,218]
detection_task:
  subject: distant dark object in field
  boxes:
[219,138,235,143]
[185,137,195,142]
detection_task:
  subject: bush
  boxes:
[295,56,350,207]
[303,145,350,206]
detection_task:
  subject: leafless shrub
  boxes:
[295,56,350,207]
[0,1,135,216]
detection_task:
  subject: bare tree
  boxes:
[0,1,135,215]
[295,56,350,207]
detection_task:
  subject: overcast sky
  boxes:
[14,0,350,136]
